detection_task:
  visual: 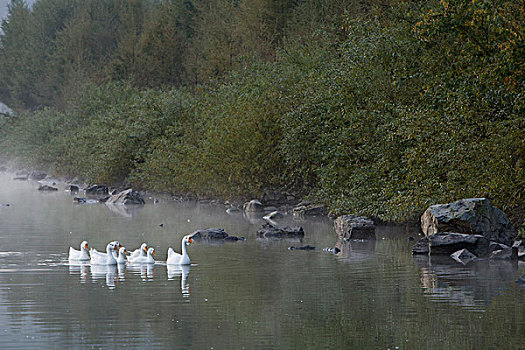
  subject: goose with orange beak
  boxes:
[68,241,90,261]
[116,247,128,264]
[129,247,156,264]
[167,234,194,265]
[128,243,148,263]
[90,242,119,265]
[90,240,122,258]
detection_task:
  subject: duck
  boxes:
[90,242,119,265]
[129,247,156,264]
[167,235,194,265]
[68,240,90,261]
[128,243,148,262]
[116,247,127,264]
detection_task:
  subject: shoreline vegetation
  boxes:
[0,0,523,226]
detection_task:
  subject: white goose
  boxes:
[90,242,119,265]
[129,247,156,264]
[128,243,148,262]
[90,240,122,259]
[116,247,127,264]
[68,241,90,261]
[167,235,194,265]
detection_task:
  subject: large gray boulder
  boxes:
[421,198,516,246]
[105,189,145,205]
[334,215,376,240]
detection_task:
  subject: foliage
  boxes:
[0,0,523,225]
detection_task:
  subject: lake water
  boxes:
[0,172,524,349]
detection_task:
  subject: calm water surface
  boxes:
[0,172,524,349]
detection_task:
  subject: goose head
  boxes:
[81,241,89,252]
[141,243,148,254]
[147,247,155,257]
[111,241,123,249]
[106,242,118,253]
[119,247,127,256]
[183,235,194,246]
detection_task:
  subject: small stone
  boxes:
[288,245,316,251]
[450,249,478,265]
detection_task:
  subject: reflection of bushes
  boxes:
[1,1,523,225]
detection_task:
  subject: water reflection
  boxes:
[68,262,89,282]
[68,261,191,295]
[167,264,191,297]
[414,255,518,311]
[91,264,119,289]
[243,211,264,224]
[127,263,156,280]
[105,203,144,218]
[333,239,376,263]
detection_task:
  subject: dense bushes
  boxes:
[0,0,523,225]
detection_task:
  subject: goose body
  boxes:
[128,243,148,262]
[90,243,119,265]
[167,235,193,265]
[69,241,90,261]
[129,247,156,264]
[116,247,127,264]
[90,240,122,260]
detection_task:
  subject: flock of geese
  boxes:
[68,234,194,265]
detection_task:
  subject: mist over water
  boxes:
[0,171,524,349]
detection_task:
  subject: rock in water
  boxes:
[263,211,284,220]
[450,249,478,265]
[38,185,58,191]
[223,236,246,242]
[243,199,264,213]
[67,185,80,192]
[412,236,430,254]
[29,171,47,180]
[489,247,518,260]
[429,232,489,256]
[334,215,376,240]
[288,245,316,251]
[516,275,525,289]
[105,189,145,205]
[256,223,304,239]
[190,228,229,241]
[420,198,516,246]
[86,184,109,195]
